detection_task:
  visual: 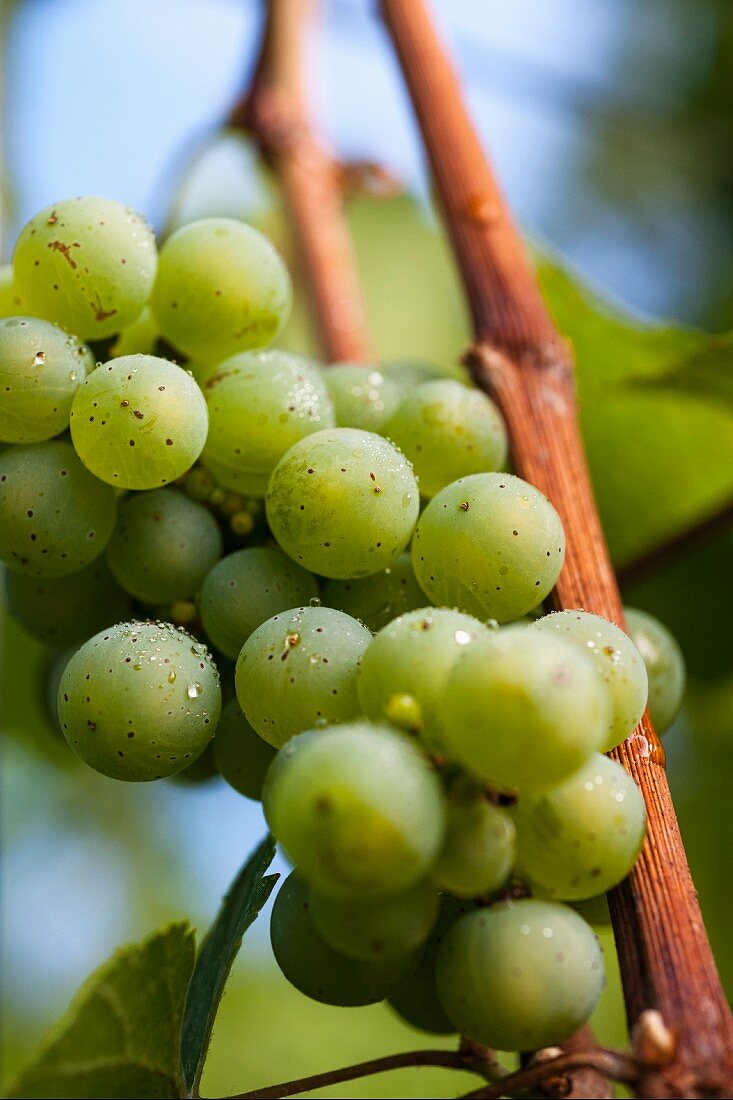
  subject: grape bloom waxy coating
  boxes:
[0,317,93,444]
[202,350,334,495]
[440,625,611,793]
[412,472,565,621]
[70,355,208,489]
[235,605,371,748]
[266,427,420,579]
[435,899,605,1050]
[13,197,157,339]
[0,440,117,576]
[150,217,292,362]
[58,621,221,781]
[263,721,446,899]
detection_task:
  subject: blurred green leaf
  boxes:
[5,923,195,1099]
[180,835,278,1097]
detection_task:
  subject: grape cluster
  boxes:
[0,196,686,1055]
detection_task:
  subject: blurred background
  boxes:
[1,0,731,1095]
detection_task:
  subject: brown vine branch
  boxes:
[229,0,372,363]
[226,1047,504,1100]
[618,497,733,588]
[459,1047,639,1100]
[379,0,733,1096]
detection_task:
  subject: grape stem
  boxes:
[459,1047,639,1099]
[378,0,733,1095]
[228,0,373,363]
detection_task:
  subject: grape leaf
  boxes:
[5,923,195,1099]
[179,835,278,1097]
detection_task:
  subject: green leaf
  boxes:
[179,835,278,1098]
[5,923,195,1099]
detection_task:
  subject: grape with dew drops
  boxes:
[625,606,686,733]
[263,720,446,900]
[513,752,647,901]
[199,547,320,660]
[530,609,648,751]
[270,871,420,1007]
[435,899,605,1050]
[266,427,419,579]
[0,317,93,444]
[150,217,292,362]
[324,363,402,433]
[13,197,157,340]
[201,350,334,495]
[105,487,222,605]
[70,354,208,490]
[235,605,371,748]
[440,625,611,793]
[0,440,117,577]
[412,472,565,622]
[57,621,221,782]
[385,378,507,499]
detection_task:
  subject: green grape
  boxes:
[0,265,26,317]
[323,364,402,432]
[436,899,604,1050]
[70,354,208,489]
[187,359,223,388]
[105,488,222,604]
[13,197,157,339]
[266,428,419,579]
[58,620,221,781]
[182,465,217,503]
[0,316,93,444]
[262,721,446,898]
[0,441,117,576]
[308,879,440,961]
[412,473,565,622]
[44,648,76,734]
[270,871,419,1006]
[431,779,516,898]
[385,380,507,499]
[514,752,646,901]
[212,698,276,800]
[110,306,159,357]
[625,607,686,733]
[202,350,334,495]
[168,743,219,786]
[357,607,489,751]
[150,217,291,361]
[321,553,426,633]
[389,895,474,1035]
[530,610,648,751]
[235,606,371,747]
[380,359,448,399]
[5,558,132,646]
[440,626,610,793]
[200,547,319,660]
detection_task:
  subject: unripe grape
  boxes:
[0,316,93,444]
[321,553,425,633]
[110,306,159,358]
[436,899,605,1050]
[357,607,489,751]
[531,610,648,750]
[385,379,507,498]
[308,879,440,961]
[13,197,157,339]
[440,626,611,793]
[58,621,221,781]
[324,363,402,432]
[412,472,565,622]
[263,721,446,898]
[200,547,319,660]
[150,217,291,361]
[0,440,117,577]
[514,753,646,901]
[105,487,222,604]
[202,350,334,495]
[70,355,208,489]
[431,780,516,898]
[235,606,371,747]
[212,698,276,800]
[625,607,686,733]
[0,265,26,317]
[266,427,419,579]
[381,359,447,398]
[270,871,418,1006]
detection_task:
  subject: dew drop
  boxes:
[186,682,203,699]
